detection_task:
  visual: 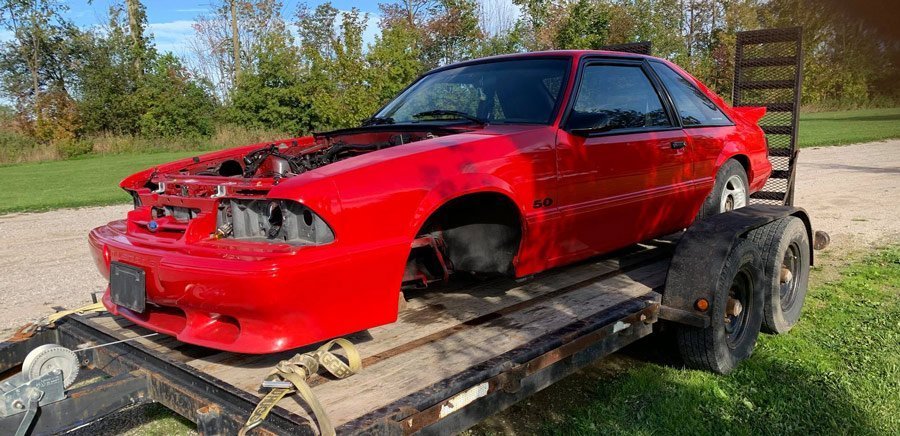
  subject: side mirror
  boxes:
[569,113,612,136]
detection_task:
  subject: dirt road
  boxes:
[1,140,898,336]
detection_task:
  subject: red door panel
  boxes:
[555,128,695,261]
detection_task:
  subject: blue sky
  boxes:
[55,0,386,55]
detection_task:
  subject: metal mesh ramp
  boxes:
[733,27,804,205]
[600,41,652,55]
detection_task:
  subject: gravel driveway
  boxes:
[1,140,898,337]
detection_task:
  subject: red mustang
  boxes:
[89,51,771,353]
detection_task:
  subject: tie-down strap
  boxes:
[239,338,362,436]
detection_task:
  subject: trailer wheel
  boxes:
[697,159,749,219]
[676,239,763,374]
[747,217,810,334]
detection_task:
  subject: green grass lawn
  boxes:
[472,246,900,435]
[0,151,197,215]
[798,107,900,148]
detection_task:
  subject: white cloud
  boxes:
[147,20,197,56]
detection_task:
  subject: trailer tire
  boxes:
[676,239,763,374]
[747,217,810,334]
[697,159,749,219]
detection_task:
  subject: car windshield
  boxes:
[374,58,570,125]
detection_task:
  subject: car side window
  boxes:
[568,64,671,132]
[650,62,732,127]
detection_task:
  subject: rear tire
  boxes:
[676,239,764,374]
[697,159,749,219]
[747,217,811,334]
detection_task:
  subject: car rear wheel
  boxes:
[697,159,749,219]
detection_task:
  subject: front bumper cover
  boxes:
[88,220,403,354]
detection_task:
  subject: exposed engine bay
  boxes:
[132,127,460,245]
[187,128,454,180]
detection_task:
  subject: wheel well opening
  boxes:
[731,154,751,177]
[411,193,522,281]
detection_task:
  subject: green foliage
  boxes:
[552,0,610,49]
[76,4,143,135]
[296,3,375,130]
[229,31,308,133]
[136,54,216,138]
[54,138,92,158]
[367,23,424,103]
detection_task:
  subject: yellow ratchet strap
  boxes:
[239,338,362,436]
[12,301,108,340]
[45,301,107,324]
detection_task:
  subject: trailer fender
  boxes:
[660,205,814,328]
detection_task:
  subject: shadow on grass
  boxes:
[473,333,875,435]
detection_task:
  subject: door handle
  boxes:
[670,141,686,150]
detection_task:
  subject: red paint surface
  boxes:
[89,51,770,353]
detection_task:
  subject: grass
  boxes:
[798,107,900,148]
[0,151,197,214]
[471,246,900,435]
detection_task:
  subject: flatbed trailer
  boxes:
[0,27,815,436]
[0,239,672,435]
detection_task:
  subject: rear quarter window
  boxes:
[650,62,732,127]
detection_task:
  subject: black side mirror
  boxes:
[569,112,612,136]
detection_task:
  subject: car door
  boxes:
[554,59,695,260]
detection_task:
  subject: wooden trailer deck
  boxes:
[73,239,673,433]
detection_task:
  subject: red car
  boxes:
[89,51,771,353]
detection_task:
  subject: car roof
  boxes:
[425,50,662,75]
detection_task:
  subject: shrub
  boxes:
[54,139,93,159]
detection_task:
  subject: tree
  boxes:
[367,21,423,104]
[0,0,77,133]
[380,0,482,69]
[76,2,216,139]
[553,0,610,49]
[125,0,148,75]
[229,31,308,133]
[76,2,147,135]
[189,0,288,104]
[293,3,375,129]
[137,54,216,137]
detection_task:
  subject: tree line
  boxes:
[0,0,896,158]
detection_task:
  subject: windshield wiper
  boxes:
[412,110,486,125]
[360,115,395,127]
